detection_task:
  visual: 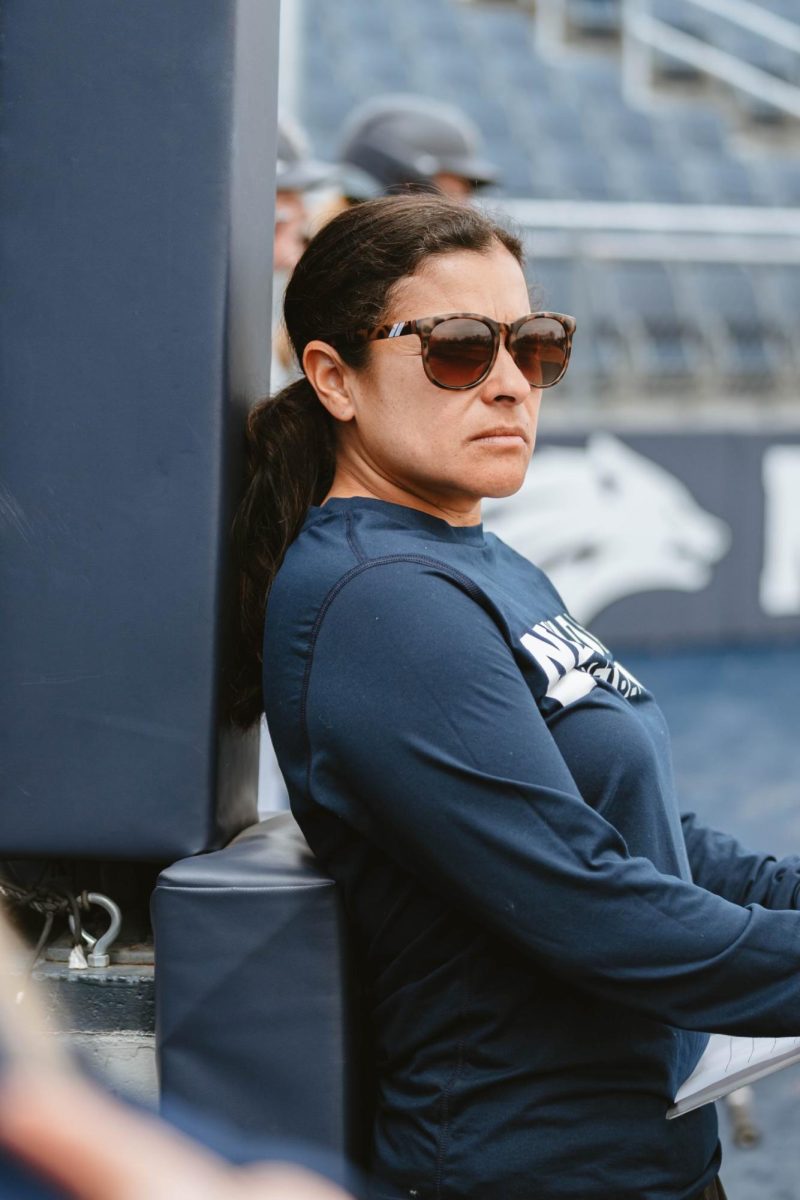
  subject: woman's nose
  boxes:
[483,340,532,403]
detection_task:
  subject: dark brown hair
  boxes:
[231,194,524,726]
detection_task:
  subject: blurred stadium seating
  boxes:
[295,0,800,405]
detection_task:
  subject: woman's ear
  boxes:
[302,341,356,422]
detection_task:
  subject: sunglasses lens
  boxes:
[427,319,494,387]
[513,318,570,388]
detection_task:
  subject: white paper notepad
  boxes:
[667,1033,800,1118]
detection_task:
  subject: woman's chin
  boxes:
[476,464,530,500]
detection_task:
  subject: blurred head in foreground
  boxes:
[0,910,353,1200]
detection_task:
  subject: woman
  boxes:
[233,195,800,1200]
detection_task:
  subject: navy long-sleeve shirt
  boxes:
[263,497,800,1200]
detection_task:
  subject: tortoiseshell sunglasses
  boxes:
[346,311,576,391]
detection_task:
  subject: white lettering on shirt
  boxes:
[520,614,643,707]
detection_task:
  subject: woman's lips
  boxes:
[472,428,528,445]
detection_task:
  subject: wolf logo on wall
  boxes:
[484,433,731,623]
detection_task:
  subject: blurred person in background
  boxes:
[272,117,335,390]
[274,117,333,273]
[335,93,499,206]
[260,118,337,814]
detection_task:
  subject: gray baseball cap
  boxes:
[338,94,499,196]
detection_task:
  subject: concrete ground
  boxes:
[36,961,157,1107]
[626,643,800,1200]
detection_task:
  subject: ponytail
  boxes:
[230,377,334,728]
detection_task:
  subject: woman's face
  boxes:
[311,244,541,525]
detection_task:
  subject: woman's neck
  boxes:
[323,464,482,527]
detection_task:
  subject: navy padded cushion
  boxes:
[152,815,369,1160]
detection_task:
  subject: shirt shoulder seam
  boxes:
[344,509,366,564]
[298,554,486,798]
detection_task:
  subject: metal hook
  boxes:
[68,922,97,950]
[68,893,122,968]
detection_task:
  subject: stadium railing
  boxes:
[496,197,800,401]
[621,0,800,122]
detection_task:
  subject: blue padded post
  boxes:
[0,0,278,858]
